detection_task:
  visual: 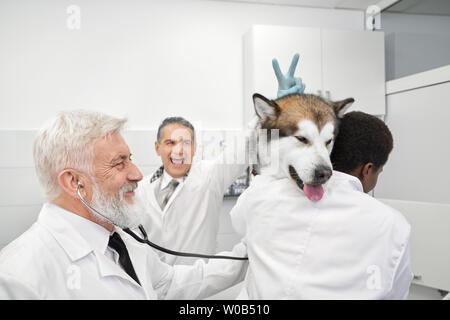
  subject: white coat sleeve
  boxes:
[385,239,414,300]
[0,273,40,300]
[152,242,248,300]
[229,191,250,238]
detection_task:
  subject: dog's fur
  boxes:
[253,93,354,196]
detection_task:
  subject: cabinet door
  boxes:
[322,29,386,115]
[244,25,322,124]
[379,199,450,292]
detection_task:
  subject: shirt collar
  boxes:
[332,170,364,192]
[37,202,112,262]
[149,165,190,185]
[160,170,185,190]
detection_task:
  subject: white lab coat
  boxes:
[230,171,413,299]
[0,203,247,300]
[136,157,247,265]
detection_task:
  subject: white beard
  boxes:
[90,182,144,229]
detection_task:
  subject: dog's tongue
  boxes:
[303,184,324,202]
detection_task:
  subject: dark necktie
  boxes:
[108,232,141,286]
[158,179,180,210]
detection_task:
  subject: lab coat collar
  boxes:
[37,202,111,262]
[37,203,146,291]
[332,170,364,193]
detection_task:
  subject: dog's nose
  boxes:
[314,166,332,183]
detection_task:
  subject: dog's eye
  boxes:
[326,139,333,146]
[295,136,309,144]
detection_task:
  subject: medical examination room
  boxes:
[0,0,449,301]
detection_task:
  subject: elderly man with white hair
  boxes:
[0,110,247,299]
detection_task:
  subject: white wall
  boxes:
[374,66,450,299]
[0,0,363,130]
[0,0,364,249]
[375,72,450,204]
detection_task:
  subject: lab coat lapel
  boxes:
[117,230,154,298]
[93,250,143,289]
[35,203,149,298]
[149,175,185,215]
[162,181,184,214]
[37,203,94,261]
[148,179,164,213]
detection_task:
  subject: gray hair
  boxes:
[33,110,127,201]
[156,117,195,142]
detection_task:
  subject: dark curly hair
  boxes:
[330,111,393,173]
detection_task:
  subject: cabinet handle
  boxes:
[413,274,422,281]
[317,90,322,97]
[325,90,331,100]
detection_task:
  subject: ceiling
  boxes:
[386,0,450,16]
[211,0,450,16]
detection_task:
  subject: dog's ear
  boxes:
[253,93,280,121]
[332,98,354,118]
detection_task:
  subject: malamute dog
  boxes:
[253,93,354,201]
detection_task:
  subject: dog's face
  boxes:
[253,93,354,201]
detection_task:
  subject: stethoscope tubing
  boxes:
[77,186,248,261]
[124,226,248,260]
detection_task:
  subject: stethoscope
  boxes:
[76,181,248,261]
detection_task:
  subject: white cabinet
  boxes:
[243,25,385,124]
[380,199,450,292]
[322,29,385,116]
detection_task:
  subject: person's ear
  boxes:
[359,162,375,191]
[155,141,161,156]
[57,169,85,199]
[362,162,374,178]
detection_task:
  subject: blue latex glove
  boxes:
[272,53,306,98]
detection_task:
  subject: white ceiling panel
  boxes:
[387,0,450,16]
